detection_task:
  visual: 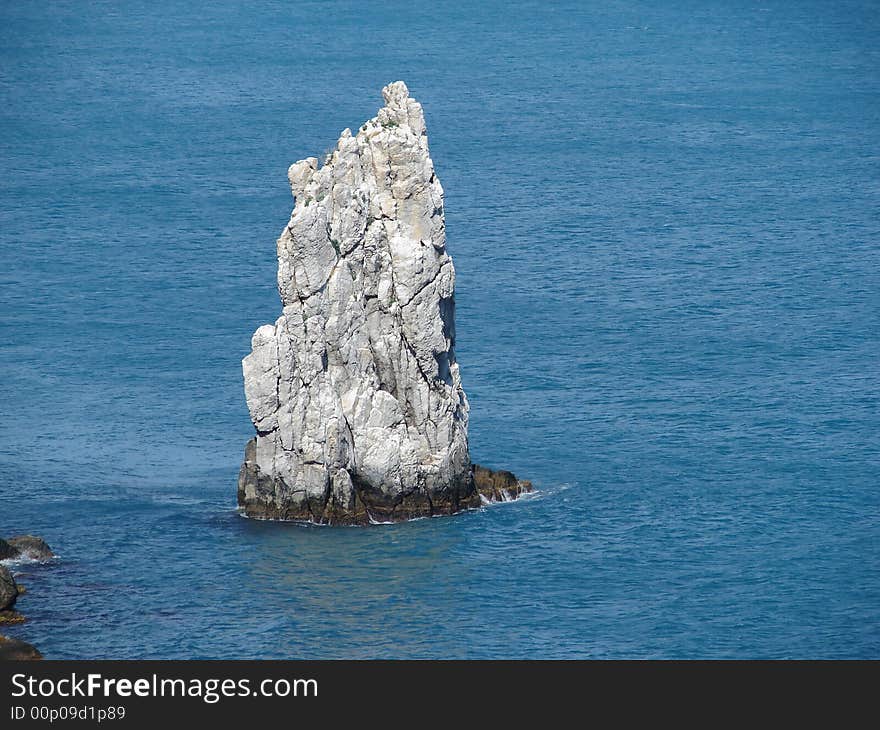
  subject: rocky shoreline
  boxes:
[0,535,54,660]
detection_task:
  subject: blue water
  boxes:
[1,0,878,659]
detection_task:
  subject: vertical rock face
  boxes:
[239,82,479,524]
[239,81,532,524]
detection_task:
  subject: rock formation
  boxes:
[5,536,55,561]
[0,565,18,611]
[0,635,42,660]
[0,539,15,561]
[0,534,54,655]
[239,81,530,524]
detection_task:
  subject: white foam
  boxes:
[366,511,394,526]
[0,554,59,569]
[480,485,542,508]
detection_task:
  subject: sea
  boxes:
[1,0,878,658]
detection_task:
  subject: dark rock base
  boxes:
[238,439,531,525]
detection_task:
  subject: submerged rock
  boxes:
[240,81,530,524]
[6,536,54,561]
[0,565,18,611]
[0,635,42,660]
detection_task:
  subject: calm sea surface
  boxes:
[1,0,878,658]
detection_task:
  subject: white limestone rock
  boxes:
[238,81,479,524]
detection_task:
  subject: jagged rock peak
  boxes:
[238,81,530,524]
